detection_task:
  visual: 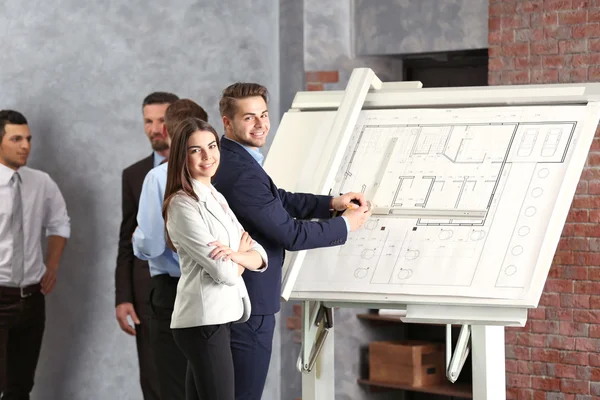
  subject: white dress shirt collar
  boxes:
[191,179,214,201]
[0,163,18,186]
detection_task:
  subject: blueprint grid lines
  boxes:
[292,106,589,301]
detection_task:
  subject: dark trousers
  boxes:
[149,275,186,400]
[0,288,45,400]
[132,264,160,400]
[173,323,235,400]
[132,274,160,400]
[231,314,276,400]
[135,302,160,400]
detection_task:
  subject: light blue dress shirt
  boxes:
[223,137,264,166]
[222,137,350,232]
[153,151,166,168]
[133,162,181,277]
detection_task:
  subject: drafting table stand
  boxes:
[265,68,600,400]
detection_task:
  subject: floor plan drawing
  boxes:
[292,105,590,301]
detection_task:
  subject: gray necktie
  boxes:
[10,172,24,286]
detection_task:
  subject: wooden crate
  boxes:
[369,340,445,387]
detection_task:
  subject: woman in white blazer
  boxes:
[162,117,268,400]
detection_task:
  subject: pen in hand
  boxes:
[347,199,372,211]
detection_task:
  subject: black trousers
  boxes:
[0,288,45,400]
[134,300,160,400]
[149,275,186,400]
[231,314,276,400]
[173,323,235,400]
[132,265,160,400]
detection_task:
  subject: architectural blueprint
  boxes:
[292,105,590,300]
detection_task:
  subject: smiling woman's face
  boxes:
[187,130,220,183]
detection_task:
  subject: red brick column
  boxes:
[305,70,339,90]
[286,303,303,344]
[489,1,600,398]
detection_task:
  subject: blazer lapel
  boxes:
[144,153,155,172]
[202,194,232,247]
[221,137,262,168]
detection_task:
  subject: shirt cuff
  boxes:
[46,225,70,239]
[132,230,149,260]
[341,216,351,233]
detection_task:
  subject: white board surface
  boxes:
[265,90,600,310]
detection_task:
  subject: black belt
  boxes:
[151,274,179,285]
[0,283,41,298]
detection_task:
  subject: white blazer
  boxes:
[166,180,268,329]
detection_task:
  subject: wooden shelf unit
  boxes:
[357,312,474,399]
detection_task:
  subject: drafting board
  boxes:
[264,69,600,325]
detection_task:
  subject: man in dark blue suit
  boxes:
[213,82,371,399]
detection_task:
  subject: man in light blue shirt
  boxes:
[133,163,179,277]
[132,99,209,400]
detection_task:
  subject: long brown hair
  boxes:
[162,117,221,250]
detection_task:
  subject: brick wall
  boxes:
[305,70,339,90]
[489,0,600,398]
[287,303,303,344]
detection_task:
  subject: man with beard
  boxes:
[115,92,178,400]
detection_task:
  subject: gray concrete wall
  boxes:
[278,2,306,399]
[280,0,305,117]
[354,0,488,56]
[0,1,279,398]
[304,0,404,88]
[0,0,490,398]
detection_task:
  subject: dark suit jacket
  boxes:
[115,154,154,307]
[213,139,347,315]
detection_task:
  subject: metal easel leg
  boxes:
[299,301,335,400]
[302,325,335,400]
[471,325,506,400]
